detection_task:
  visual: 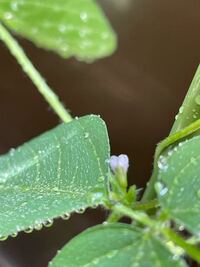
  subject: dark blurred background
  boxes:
[0,0,200,266]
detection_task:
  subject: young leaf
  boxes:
[157,136,200,235]
[0,0,116,61]
[0,115,110,238]
[170,65,200,134]
[49,223,187,267]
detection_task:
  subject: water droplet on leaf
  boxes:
[11,232,18,238]
[76,207,85,214]
[179,106,184,114]
[34,224,43,231]
[61,213,70,220]
[84,132,89,138]
[4,12,13,20]
[43,219,53,228]
[157,155,168,171]
[58,24,67,33]
[80,12,88,22]
[0,235,8,241]
[11,1,18,11]
[178,225,185,231]
[155,181,168,196]
[24,227,34,233]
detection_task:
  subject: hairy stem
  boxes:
[142,118,200,201]
[114,204,200,263]
[113,204,155,227]
[163,228,200,263]
[0,23,72,123]
[142,65,200,201]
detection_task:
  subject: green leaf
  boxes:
[49,223,187,267]
[0,0,116,61]
[0,115,110,238]
[170,64,200,134]
[157,136,200,235]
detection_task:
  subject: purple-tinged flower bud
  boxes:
[109,154,129,173]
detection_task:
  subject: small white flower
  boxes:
[109,154,129,173]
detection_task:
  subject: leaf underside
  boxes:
[0,0,117,60]
[50,223,187,267]
[157,136,200,235]
[0,115,110,238]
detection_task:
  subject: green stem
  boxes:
[106,211,122,223]
[0,23,72,123]
[133,199,159,211]
[114,204,200,263]
[113,204,155,227]
[143,65,200,201]
[163,228,200,263]
[142,118,200,201]
[107,199,159,223]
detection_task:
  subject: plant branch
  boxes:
[142,118,200,201]
[0,23,72,123]
[113,204,155,227]
[163,228,200,263]
[142,65,200,201]
[113,204,200,263]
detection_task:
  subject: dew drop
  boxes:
[61,46,69,53]
[35,224,43,231]
[43,219,53,228]
[11,232,18,238]
[0,235,8,241]
[91,203,98,209]
[195,95,200,105]
[157,155,168,171]
[167,150,173,156]
[172,255,179,261]
[93,258,100,264]
[24,227,34,233]
[80,12,88,22]
[179,106,184,114]
[76,207,85,214]
[4,12,13,20]
[9,148,15,156]
[11,1,18,11]
[58,24,67,33]
[107,250,117,258]
[61,213,70,220]
[155,181,168,196]
[84,132,89,138]
[88,190,104,204]
[178,225,185,231]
